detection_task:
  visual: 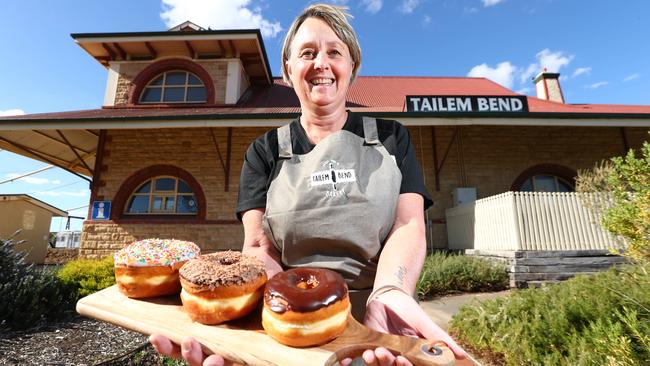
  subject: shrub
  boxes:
[449,264,650,365]
[577,139,650,263]
[0,238,78,330]
[416,252,508,298]
[57,256,116,297]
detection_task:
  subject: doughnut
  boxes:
[179,251,267,325]
[262,268,351,347]
[113,238,200,298]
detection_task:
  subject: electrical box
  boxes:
[452,187,476,206]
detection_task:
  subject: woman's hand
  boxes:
[341,290,467,366]
[149,335,234,366]
[241,208,283,279]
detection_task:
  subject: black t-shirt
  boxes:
[236,112,433,219]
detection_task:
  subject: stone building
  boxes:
[0,22,648,282]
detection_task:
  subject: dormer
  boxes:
[71,22,272,107]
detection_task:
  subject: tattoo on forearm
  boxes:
[394,266,407,286]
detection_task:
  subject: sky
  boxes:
[1,0,649,232]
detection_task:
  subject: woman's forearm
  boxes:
[372,193,427,297]
[241,208,283,278]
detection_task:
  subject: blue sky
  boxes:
[1,0,649,231]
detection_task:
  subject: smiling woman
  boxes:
[150,4,466,366]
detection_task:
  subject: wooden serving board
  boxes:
[78,285,466,366]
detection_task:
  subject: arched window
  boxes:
[511,164,576,193]
[519,175,574,192]
[139,70,207,104]
[125,176,198,215]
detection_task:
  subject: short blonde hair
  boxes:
[281,4,362,85]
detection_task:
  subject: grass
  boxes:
[416,252,509,299]
[449,263,650,366]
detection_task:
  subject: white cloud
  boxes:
[34,190,90,197]
[571,67,591,78]
[423,15,432,25]
[467,61,517,89]
[0,109,25,117]
[515,87,533,95]
[520,63,538,84]
[464,7,479,13]
[4,174,56,185]
[160,0,282,38]
[399,0,421,14]
[536,48,573,73]
[362,0,382,14]
[586,81,608,89]
[623,73,640,82]
[469,49,575,92]
[483,0,505,7]
[518,49,574,84]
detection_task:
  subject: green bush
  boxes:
[450,264,650,365]
[57,256,116,297]
[603,141,650,263]
[577,139,650,263]
[416,252,509,298]
[0,238,78,330]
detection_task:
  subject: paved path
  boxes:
[420,291,510,332]
[419,291,511,366]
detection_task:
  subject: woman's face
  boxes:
[286,17,354,114]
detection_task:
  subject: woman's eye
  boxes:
[300,50,315,59]
[328,50,341,56]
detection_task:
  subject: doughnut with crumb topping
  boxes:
[179,251,267,324]
[113,238,200,298]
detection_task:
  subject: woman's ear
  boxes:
[285,61,292,77]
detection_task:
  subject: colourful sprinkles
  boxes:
[114,238,200,267]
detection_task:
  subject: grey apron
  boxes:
[262,117,401,320]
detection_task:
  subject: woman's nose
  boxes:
[314,52,329,70]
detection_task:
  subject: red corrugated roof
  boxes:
[2,76,649,121]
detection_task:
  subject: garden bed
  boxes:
[0,316,167,365]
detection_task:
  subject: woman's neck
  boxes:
[299,109,348,144]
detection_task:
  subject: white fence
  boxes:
[446,192,624,251]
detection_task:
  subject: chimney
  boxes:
[533,69,565,103]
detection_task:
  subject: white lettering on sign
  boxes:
[477,97,525,112]
[408,96,527,113]
[310,169,356,187]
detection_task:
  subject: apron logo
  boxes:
[310,160,356,198]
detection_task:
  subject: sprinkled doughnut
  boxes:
[114,238,200,298]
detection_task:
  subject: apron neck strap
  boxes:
[277,123,293,158]
[278,116,378,158]
[362,117,380,145]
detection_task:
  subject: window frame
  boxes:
[111,165,207,222]
[521,174,575,192]
[139,70,207,104]
[124,176,198,216]
[127,58,215,106]
[511,164,577,193]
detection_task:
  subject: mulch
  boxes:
[0,316,177,366]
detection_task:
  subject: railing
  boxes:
[445,192,624,251]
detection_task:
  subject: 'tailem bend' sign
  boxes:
[406,95,528,113]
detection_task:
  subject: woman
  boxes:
[151,4,467,366]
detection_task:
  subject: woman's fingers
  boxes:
[204,354,231,366]
[360,347,412,366]
[149,334,182,359]
[181,337,207,366]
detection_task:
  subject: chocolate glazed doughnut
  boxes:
[262,268,351,347]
